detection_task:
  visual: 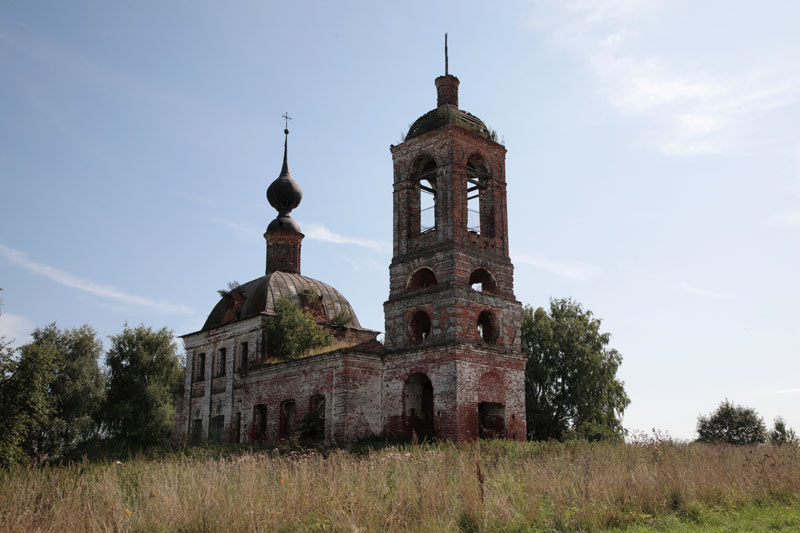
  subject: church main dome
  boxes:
[202,271,362,332]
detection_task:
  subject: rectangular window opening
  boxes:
[240,341,249,370]
[195,353,206,382]
[280,400,296,438]
[254,404,267,441]
[209,415,225,443]
[191,419,203,443]
[478,402,505,439]
[217,347,227,377]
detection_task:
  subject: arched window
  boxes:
[409,157,437,235]
[469,268,497,293]
[408,267,437,290]
[404,373,434,439]
[477,310,497,344]
[466,155,493,236]
[409,310,432,344]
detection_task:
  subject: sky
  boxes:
[1,0,798,441]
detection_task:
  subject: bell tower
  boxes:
[382,43,526,441]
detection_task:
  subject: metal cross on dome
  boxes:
[282,112,292,130]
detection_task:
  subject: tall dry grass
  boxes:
[1,439,798,532]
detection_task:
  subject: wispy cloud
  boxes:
[0,243,193,314]
[590,37,800,155]
[674,280,731,298]
[546,2,800,156]
[767,210,800,228]
[774,388,800,394]
[514,252,600,281]
[303,223,389,253]
[209,218,258,239]
[0,312,35,347]
[209,218,390,253]
[564,0,663,23]
[767,148,800,228]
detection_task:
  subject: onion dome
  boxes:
[266,128,303,223]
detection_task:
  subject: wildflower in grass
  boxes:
[124,508,131,516]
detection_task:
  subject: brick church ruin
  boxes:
[176,62,527,444]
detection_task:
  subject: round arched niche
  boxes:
[476,310,498,344]
[466,152,490,174]
[409,310,432,344]
[408,267,437,290]
[469,267,497,293]
[412,154,438,175]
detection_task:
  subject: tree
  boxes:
[696,400,766,445]
[0,291,57,466]
[0,339,56,467]
[24,324,105,460]
[265,297,331,360]
[104,325,184,447]
[522,298,629,441]
[768,416,797,445]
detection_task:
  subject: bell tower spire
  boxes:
[265,115,304,275]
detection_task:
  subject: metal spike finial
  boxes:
[279,112,292,177]
[445,33,448,75]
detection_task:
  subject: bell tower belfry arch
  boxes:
[381,46,526,441]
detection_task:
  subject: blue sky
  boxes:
[1,1,798,440]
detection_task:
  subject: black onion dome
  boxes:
[406,105,492,141]
[267,216,302,232]
[266,130,303,216]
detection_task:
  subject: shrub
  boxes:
[697,399,766,445]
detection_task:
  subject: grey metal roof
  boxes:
[201,271,362,332]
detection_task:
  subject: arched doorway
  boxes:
[404,373,434,440]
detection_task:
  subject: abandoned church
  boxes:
[175,65,527,443]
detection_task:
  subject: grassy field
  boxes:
[0,438,798,532]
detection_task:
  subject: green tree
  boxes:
[696,400,766,445]
[0,338,56,467]
[24,324,105,460]
[522,298,629,441]
[0,290,56,466]
[265,297,331,360]
[768,416,797,445]
[104,325,184,447]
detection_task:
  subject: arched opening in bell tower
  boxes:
[408,267,437,290]
[410,157,437,235]
[477,310,498,344]
[469,267,497,293]
[409,310,432,344]
[466,154,493,236]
